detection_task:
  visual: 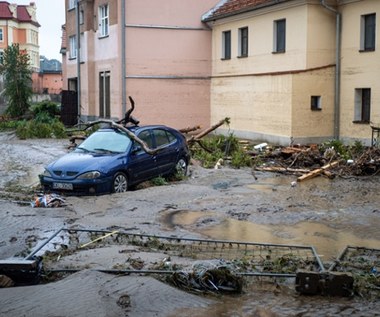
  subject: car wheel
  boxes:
[113,172,128,193]
[175,157,188,177]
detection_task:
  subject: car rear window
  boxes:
[153,129,176,147]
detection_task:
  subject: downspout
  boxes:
[121,0,127,115]
[320,0,341,140]
[76,0,81,124]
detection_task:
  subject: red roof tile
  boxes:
[0,2,40,26]
[17,5,32,22]
[203,0,290,21]
[0,2,13,19]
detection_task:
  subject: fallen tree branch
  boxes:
[179,125,201,134]
[187,118,230,145]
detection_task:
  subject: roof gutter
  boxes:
[320,0,341,140]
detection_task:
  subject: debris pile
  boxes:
[252,143,380,180]
[167,260,243,294]
[31,193,66,208]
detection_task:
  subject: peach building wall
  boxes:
[63,0,219,130]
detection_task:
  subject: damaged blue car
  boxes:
[39,125,190,195]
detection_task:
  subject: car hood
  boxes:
[47,152,124,176]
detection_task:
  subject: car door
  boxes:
[127,129,158,183]
[152,128,179,175]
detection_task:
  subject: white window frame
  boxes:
[0,28,3,42]
[99,4,109,37]
[238,27,248,57]
[69,0,76,10]
[310,96,322,111]
[354,88,371,123]
[273,19,286,53]
[79,9,84,25]
[69,35,76,59]
[222,30,231,60]
[360,13,376,51]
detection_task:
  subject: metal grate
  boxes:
[25,228,324,277]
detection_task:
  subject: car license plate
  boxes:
[53,182,73,190]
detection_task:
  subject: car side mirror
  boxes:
[131,145,142,154]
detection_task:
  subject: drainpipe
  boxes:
[320,0,341,140]
[121,0,127,115]
[76,0,81,125]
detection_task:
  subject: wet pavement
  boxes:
[0,133,379,316]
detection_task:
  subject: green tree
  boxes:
[0,43,33,117]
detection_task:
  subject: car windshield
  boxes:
[76,129,132,153]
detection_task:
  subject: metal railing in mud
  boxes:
[327,246,379,300]
[25,227,325,277]
[16,229,379,296]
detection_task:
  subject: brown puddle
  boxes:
[167,210,380,260]
[247,175,294,192]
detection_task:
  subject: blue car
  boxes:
[39,125,190,195]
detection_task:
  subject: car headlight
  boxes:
[41,169,52,177]
[77,171,101,179]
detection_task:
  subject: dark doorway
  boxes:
[61,90,78,126]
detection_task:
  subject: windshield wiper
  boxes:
[76,146,91,153]
[93,148,118,154]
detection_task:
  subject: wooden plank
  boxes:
[255,166,310,174]
[297,161,340,182]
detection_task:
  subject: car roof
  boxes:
[97,125,174,133]
[128,125,171,132]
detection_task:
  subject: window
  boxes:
[238,27,248,57]
[311,96,321,111]
[138,130,153,149]
[0,51,3,64]
[69,35,76,59]
[99,4,109,37]
[68,0,76,10]
[30,30,38,45]
[99,71,110,118]
[153,129,176,148]
[79,9,84,25]
[361,13,376,51]
[354,88,371,123]
[274,19,286,53]
[0,28,3,42]
[222,30,231,60]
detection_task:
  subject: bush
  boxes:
[16,119,67,139]
[31,100,60,119]
[319,139,350,160]
[0,120,21,131]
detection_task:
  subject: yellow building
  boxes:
[203,0,379,146]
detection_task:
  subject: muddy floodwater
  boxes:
[165,210,380,260]
[0,133,379,317]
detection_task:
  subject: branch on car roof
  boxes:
[84,119,162,155]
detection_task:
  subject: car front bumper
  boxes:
[39,175,113,195]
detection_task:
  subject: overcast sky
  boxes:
[15,0,65,60]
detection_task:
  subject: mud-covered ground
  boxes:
[0,131,379,317]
